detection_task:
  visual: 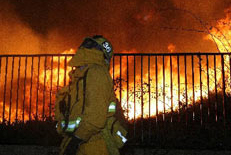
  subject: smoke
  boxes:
[0,0,230,54]
[0,2,41,54]
[0,1,72,54]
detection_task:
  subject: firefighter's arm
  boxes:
[74,66,111,141]
[54,86,69,121]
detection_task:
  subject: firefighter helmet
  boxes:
[80,35,113,64]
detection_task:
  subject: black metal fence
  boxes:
[0,53,231,144]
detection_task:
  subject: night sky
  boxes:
[0,0,230,54]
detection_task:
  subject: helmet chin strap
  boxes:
[105,59,110,65]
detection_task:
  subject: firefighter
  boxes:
[55,35,127,155]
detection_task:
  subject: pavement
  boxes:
[0,145,231,155]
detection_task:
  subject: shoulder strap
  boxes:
[111,118,118,134]
[81,68,89,114]
[63,93,71,132]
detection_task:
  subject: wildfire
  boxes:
[114,7,231,120]
[206,8,231,92]
[0,49,76,123]
[1,7,231,123]
[205,8,231,52]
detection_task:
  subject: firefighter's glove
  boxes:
[64,136,83,155]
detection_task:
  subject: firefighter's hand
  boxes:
[64,136,83,155]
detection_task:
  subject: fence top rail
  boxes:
[114,52,231,56]
[0,52,230,57]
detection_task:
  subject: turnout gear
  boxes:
[55,65,89,135]
[55,35,127,155]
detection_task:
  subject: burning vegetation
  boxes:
[0,0,231,125]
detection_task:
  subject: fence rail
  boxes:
[0,52,231,144]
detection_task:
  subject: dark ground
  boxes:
[0,145,231,155]
[1,93,231,155]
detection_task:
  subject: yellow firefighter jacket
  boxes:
[55,47,121,155]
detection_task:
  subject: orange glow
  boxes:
[168,44,176,53]
[0,49,76,123]
[1,8,231,123]
[205,8,231,53]
[206,8,231,93]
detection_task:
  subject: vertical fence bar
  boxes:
[113,56,115,88]
[0,57,1,80]
[16,57,21,122]
[184,55,188,125]
[170,56,173,123]
[192,55,195,121]
[199,55,203,126]
[36,56,40,119]
[57,56,60,91]
[141,56,144,143]
[155,56,158,124]
[0,57,0,121]
[177,55,180,122]
[0,58,1,122]
[43,56,47,120]
[3,57,8,122]
[230,54,231,118]
[22,56,27,123]
[127,56,129,119]
[148,55,151,140]
[163,56,165,122]
[50,56,53,118]
[206,55,210,121]
[133,55,136,138]
[221,54,226,128]
[0,57,1,90]
[214,55,218,122]
[230,54,231,100]
[64,56,67,86]
[9,57,15,123]
[120,56,122,107]
[29,57,34,121]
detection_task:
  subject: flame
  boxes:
[0,49,76,123]
[205,8,231,52]
[168,44,176,53]
[0,49,230,123]
[206,8,231,93]
[112,49,182,120]
[39,49,75,89]
[36,49,75,119]
[117,9,231,120]
[1,8,231,123]
[116,48,230,120]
